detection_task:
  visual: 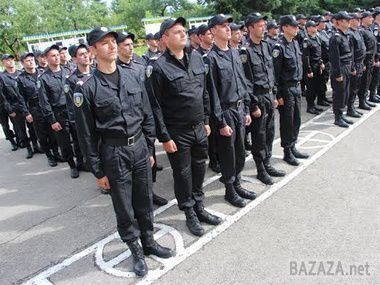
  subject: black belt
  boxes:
[254,87,271,95]
[222,99,242,110]
[284,81,300,87]
[102,130,142,146]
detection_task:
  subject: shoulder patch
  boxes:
[64,84,70,93]
[303,40,308,48]
[240,54,248,64]
[36,80,41,89]
[73,93,84,108]
[374,30,379,37]
[146,65,153,78]
[272,49,280,58]
[204,63,209,75]
[76,80,84,86]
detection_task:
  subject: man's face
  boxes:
[37,55,47,66]
[47,49,60,67]
[298,19,307,26]
[190,33,200,45]
[147,39,158,48]
[350,18,360,29]
[91,35,118,62]
[249,20,266,39]
[2,58,15,69]
[337,19,350,30]
[118,38,134,60]
[362,16,373,26]
[317,22,326,30]
[283,25,299,38]
[74,47,90,66]
[307,26,317,35]
[268,27,279,37]
[22,56,36,70]
[59,49,69,62]
[231,29,243,43]
[211,22,231,41]
[163,24,187,50]
[199,30,213,45]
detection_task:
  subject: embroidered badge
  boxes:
[73,93,84,107]
[240,54,248,63]
[146,65,153,78]
[272,49,280,58]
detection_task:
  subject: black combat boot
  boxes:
[68,158,79,178]
[46,151,58,167]
[224,184,247,208]
[26,146,34,159]
[127,240,148,277]
[184,208,205,236]
[153,193,168,206]
[76,158,90,172]
[233,183,257,200]
[291,146,309,159]
[283,148,299,166]
[141,236,175,258]
[9,138,18,151]
[334,114,349,128]
[263,157,286,177]
[341,115,353,125]
[194,202,222,225]
[254,159,274,185]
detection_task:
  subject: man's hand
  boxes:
[307,72,314,78]
[277,98,284,106]
[204,124,211,136]
[320,63,325,71]
[51,122,62,132]
[97,176,110,190]
[336,76,343,82]
[245,115,252,126]
[26,114,33,123]
[163,140,177,153]
[273,99,279,108]
[9,112,16,118]
[149,156,155,167]
[220,125,233,137]
[251,108,261,118]
[351,70,357,76]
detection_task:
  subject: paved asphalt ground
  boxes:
[0,94,379,285]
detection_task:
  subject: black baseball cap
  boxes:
[188,27,198,35]
[296,14,307,20]
[353,7,364,13]
[159,17,186,38]
[208,14,233,29]
[323,11,332,16]
[44,44,60,56]
[361,11,373,19]
[245,12,267,27]
[116,31,135,44]
[197,24,210,36]
[34,50,44,57]
[305,20,317,28]
[20,52,34,61]
[1,54,15,61]
[279,15,299,27]
[373,7,380,17]
[334,11,353,21]
[349,13,361,20]
[267,20,279,30]
[145,33,154,40]
[230,22,244,31]
[59,46,68,52]
[310,15,326,23]
[68,44,88,57]
[153,32,160,40]
[87,27,118,46]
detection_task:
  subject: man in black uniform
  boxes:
[229,22,244,49]
[35,50,48,72]
[116,31,168,206]
[313,15,333,105]
[74,27,174,277]
[146,18,222,236]
[65,44,92,172]
[369,7,380,103]
[346,13,366,118]
[59,47,76,72]
[196,24,213,55]
[142,33,161,64]
[0,54,37,158]
[38,44,79,177]
[358,11,378,110]
[302,20,325,115]
[329,11,355,128]
[206,14,256,207]
[273,15,309,166]
[18,52,58,166]
[240,13,286,185]
[188,27,200,50]
[265,20,280,49]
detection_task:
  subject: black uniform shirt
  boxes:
[349,28,366,65]
[361,25,377,60]
[329,29,353,78]
[0,70,26,115]
[302,35,323,74]
[17,69,44,117]
[206,44,250,129]
[73,66,156,179]
[145,49,210,142]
